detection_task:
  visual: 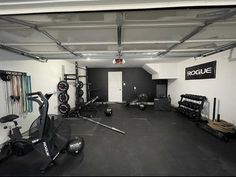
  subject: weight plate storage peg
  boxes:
[58,103,71,114]
[58,92,70,103]
[78,97,84,104]
[57,81,69,92]
[78,89,84,97]
[78,81,84,89]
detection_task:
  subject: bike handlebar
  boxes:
[27,92,48,105]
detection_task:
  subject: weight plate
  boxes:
[78,81,84,89]
[58,92,70,103]
[58,104,71,114]
[138,93,148,102]
[78,89,84,97]
[78,97,84,104]
[57,81,69,92]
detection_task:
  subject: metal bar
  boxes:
[29,51,70,54]
[198,42,236,58]
[29,48,215,55]
[117,25,122,47]
[0,43,47,62]
[0,16,79,57]
[123,41,180,44]
[171,48,214,52]
[1,20,236,30]
[40,24,117,29]
[123,22,203,27]
[40,22,201,29]
[158,9,236,57]
[0,69,27,76]
[213,98,216,121]
[63,42,117,46]
[117,13,123,55]
[186,38,236,43]
[81,116,126,135]
[4,42,56,46]
[4,38,236,47]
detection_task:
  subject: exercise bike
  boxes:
[0,92,84,173]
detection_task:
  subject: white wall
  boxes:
[78,67,87,102]
[168,49,236,125]
[0,59,75,133]
[143,63,178,79]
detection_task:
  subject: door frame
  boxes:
[108,71,123,102]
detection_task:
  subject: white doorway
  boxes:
[108,71,122,102]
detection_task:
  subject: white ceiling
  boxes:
[0,7,236,67]
[0,0,236,15]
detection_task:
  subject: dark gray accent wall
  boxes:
[88,68,167,102]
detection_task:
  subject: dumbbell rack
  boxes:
[177,94,207,121]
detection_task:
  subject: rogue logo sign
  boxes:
[185,61,217,80]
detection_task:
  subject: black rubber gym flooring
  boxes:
[1,104,236,176]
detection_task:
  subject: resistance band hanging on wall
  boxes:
[26,76,33,113]
[0,70,33,115]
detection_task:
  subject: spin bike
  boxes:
[0,92,84,173]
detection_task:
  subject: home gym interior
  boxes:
[0,1,236,176]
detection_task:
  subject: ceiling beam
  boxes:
[158,9,236,57]
[3,38,236,47]
[0,20,236,30]
[0,16,79,57]
[117,13,123,56]
[4,42,56,46]
[0,43,47,62]
[28,48,214,55]
[186,38,236,43]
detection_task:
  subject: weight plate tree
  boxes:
[57,80,71,115]
[76,79,84,107]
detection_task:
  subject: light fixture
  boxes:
[87,57,91,61]
[113,54,125,64]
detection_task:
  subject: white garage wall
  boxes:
[143,63,178,79]
[78,67,87,102]
[168,49,236,125]
[0,59,76,133]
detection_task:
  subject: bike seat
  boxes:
[0,114,19,123]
